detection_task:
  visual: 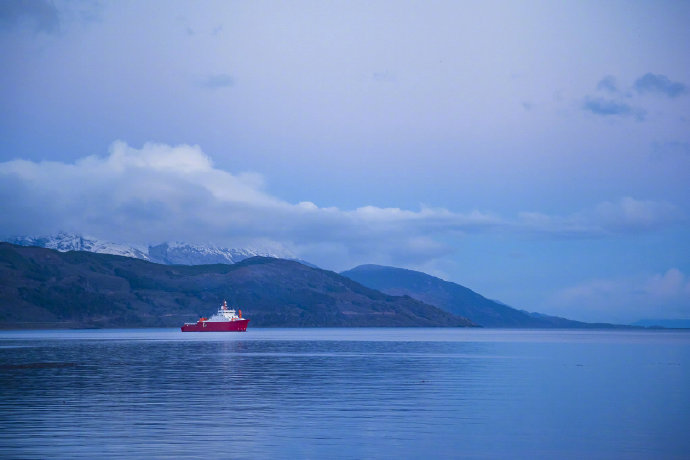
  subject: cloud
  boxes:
[596,75,618,93]
[582,97,645,120]
[592,197,682,233]
[517,197,683,237]
[0,141,499,268]
[634,73,687,98]
[547,269,690,324]
[0,0,60,34]
[0,142,684,269]
[582,73,687,120]
[198,73,235,89]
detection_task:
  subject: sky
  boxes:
[1,0,689,324]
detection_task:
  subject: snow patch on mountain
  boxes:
[148,242,279,265]
[9,232,150,260]
[5,233,289,266]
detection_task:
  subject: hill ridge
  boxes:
[341,264,607,328]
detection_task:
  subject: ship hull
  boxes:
[181,319,249,332]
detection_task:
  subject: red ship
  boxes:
[181,300,250,332]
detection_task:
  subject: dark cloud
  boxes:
[199,73,235,89]
[0,0,60,34]
[582,97,645,120]
[634,73,687,98]
[583,97,630,115]
[584,73,686,121]
[596,75,618,93]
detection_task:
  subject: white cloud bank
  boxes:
[0,141,685,270]
[547,269,690,324]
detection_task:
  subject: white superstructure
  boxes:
[206,300,243,322]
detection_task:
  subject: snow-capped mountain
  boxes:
[9,233,150,260]
[148,241,279,265]
[5,233,284,266]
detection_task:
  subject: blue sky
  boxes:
[1,0,689,324]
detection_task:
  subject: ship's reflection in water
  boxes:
[1,328,688,458]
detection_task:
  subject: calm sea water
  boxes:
[0,328,688,459]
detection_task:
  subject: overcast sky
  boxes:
[1,0,689,324]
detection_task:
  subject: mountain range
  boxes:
[0,243,474,329]
[1,234,626,329]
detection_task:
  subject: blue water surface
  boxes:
[0,328,688,459]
